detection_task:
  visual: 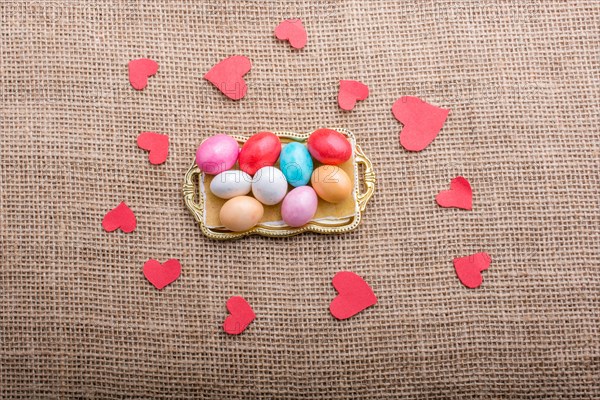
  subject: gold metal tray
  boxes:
[183,129,375,239]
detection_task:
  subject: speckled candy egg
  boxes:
[307,128,352,165]
[238,131,282,176]
[219,196,264,232]
[279,142,313,187]
[196,134,239,175]
[210,170,252,199]
[281,186,318,227]
[251,166,288,205]
[311,165,353,203]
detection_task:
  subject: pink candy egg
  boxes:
[281,186,318,227]
[196,134,239,175]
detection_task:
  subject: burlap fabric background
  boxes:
[1,1,599,398]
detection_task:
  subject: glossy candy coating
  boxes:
[279,142,313,187]
[311,165,352,203]
[307,128,352,165]
[281,186,318,227]
[251,166,288,205]
[238,132,281,176]
[210,170,252,199]
[196,134,239,175]
[219,196,264,232]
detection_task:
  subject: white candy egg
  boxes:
[251,166,288,205]
[210,170,252,199]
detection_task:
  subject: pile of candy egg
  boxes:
[196,129,353,232]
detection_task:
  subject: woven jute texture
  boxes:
[1,1,599,399]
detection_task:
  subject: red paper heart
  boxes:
[137,132,169,165]
[223,296,255,335]
[102,202,136,233]
[274,19,307,49]
[128,58,159,91]
[392,96,450,151]
[330,271,377,320]
[204,56,252,100]
[436,176,472,210]
[143,259,181,290]
[453,252,491,289]
[338,80,369,111]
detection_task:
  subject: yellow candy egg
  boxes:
[310,165,353,203]
[219,196,264,232]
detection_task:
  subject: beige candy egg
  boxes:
[219,196,264,232]
[310,165,353,203]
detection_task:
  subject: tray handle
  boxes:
[355,144,376,212]
[183,165,204,223]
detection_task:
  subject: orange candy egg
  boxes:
[219,196,264,232]
[310,165,353,203]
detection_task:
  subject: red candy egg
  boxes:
[238,132,282,176]
[307,128,352,165]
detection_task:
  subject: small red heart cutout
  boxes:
[274,19,307,49]
[436,176,472,210]
[392,96,450,151]
[330,271,377,320]
[102,202,136,233]
[223,296,255,335]
[128,58,159,91]
[137,132,169,165]
[143,259,181,290]
[204,55,252,100]
[338,80,369,111]
[453,252,491,289]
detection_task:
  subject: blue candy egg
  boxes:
[279,142,313,187]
